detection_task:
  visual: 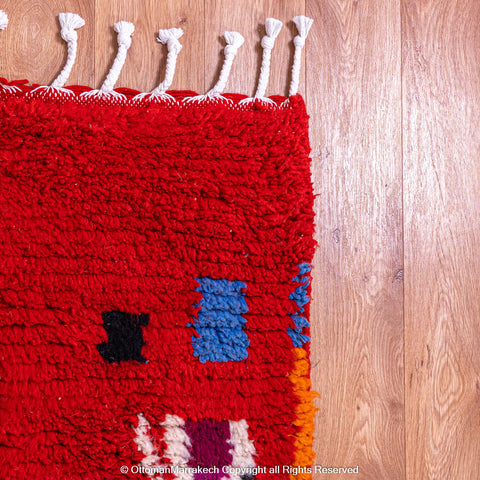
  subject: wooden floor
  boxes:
[1,1,479,479]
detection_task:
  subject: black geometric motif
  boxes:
[97,311,149,363]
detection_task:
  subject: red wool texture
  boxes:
[0,86,315,480]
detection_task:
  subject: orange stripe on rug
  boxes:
[289,347,319,480]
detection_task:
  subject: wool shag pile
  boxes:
[0,10,316,480]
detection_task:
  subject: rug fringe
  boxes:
[0,11,313,102]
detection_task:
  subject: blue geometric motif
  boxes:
[287,263,312,347]
[190,277,249,363]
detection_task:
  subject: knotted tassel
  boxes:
[82,20,134,99]
[50,13,85,89]
[134,27,183,102]
[187,31,244,103]
[240,18,283,105]
[288,15,313,97]
[0,9,8,30]
[208,31,244,96]
[153,27,183,95]
[100,21,134,93]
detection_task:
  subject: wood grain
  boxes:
[0,0,94,86]
[307,0,405,478]
[2,1,480,479]
[94,0,205,92]
[402,0,480,478]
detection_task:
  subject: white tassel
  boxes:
[0,9,8,30]
[288,15,313,97]
[101,21,134,93]
[153,27,183,95]
[0,9,20,94]
[82,20,134,99]
[255,17,282,99]
[240,18,283,106]
[134,27,183,102]
[28,12,85,98]
[50,13,85,90]
[208,31,244,96]
[186,31,244,103]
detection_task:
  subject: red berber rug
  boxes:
[0,10,316,480]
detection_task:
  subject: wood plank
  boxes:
[204,0,305,97]
[0,0,94,86]
[403,1,480,478]
[94,0,205,93]
[306,0,405,478]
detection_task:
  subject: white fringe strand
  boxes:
[208,31,244,95]
[153,27,183,97]
[0,9,8,30]
[101,21,135,93]
[134,27,183,102]
[1,12,308,108]
[82,20,134,99]
[240,17,282,106]
[186,31,244,103]
[50,13,85,89]
[29,12,85,98]
[288,15,313,97]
